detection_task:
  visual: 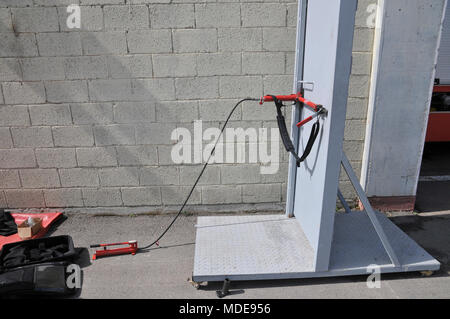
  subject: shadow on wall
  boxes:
[0,10,191,211]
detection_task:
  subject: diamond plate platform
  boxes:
[192,212,440,282]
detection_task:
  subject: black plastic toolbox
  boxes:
[0,235,76,272]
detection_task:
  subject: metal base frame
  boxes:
[192,155,440,282]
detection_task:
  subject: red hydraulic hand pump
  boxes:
[260,93,326,128]
[90,240,139,260]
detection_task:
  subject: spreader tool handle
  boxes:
[260,94,299,104]
[260,93,321,113]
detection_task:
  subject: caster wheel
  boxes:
[420,271,434,277]
[187,278,207,290]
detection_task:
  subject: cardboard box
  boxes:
[18,218,43,239]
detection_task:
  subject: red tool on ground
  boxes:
[90,240,139,260]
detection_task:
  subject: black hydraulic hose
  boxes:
[139,98,259,251]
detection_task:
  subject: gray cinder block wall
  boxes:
[0,0,376,214]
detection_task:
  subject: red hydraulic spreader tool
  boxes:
[90,241,139,260]
[260,93,326,128]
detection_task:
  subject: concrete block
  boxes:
[0,0,33,7]
[198,99,241,121]
[127,30,172,54]
[140,166,178,186]
[35,0,80,5]
[0,191,5,208]
[0,149,36,169]
[2,82,46,105]
[263,28,296,51]
[0,105,30,126]
[80,0,124,4]
[218,28,262,52]
[93,125,136,146]
[353,27,375,52]
[346,98,369,120]
[131,78,176,101]
[82,188,122,207]
[116,145,158,166]
[5,190,45,208]
[108,55,153,79]
[355,0,378,28]
[175,77,219,100]
[221,164,261,184]
[121,187,161,206]
[286,52,295,75]
[242,52,285,75]
[36,148,77,168]
[348,75,370,98]
[81,32,127,55]
[242,3,286,27]
[11,7,59,32]
[219,76,262,99]
[242,100,277,121]
[19,169,60,188]
[287,3,297,27]
[156,145,175,165]
[20,57,65,81]
[152,54,197,77]
[64,56,108,80]
[0,33,38,57]
[37,33,82,56]
[243,183,281,203]
[29,104,72,126]
[149,4,194,29]
[195,3,240,28]
[89,78,175,102]
[197,53,241,76]
[0,170,21,189]
[179,165,220,185]
[201,185,240,205]
[0,8,12,32]
[344,120,367,141]
[343,140,364,162]
[45,80,89,103]
[0,58,22,81]
[44,188,84,208]
[71,103,114,125]
[0,128,13,149]
[135,123,176,145]
[161,186,201,205]
[76,147,117,167]
[104,5,149,30]
[11,127,53,148]
[156,101,199,123]
[113,102,156,123]
[57,5,103,32]
[52,126,95,147]
[263,75,293,94]
[173,29,217,53]
[260,163,289,184]
[88,79,132,102]
[59,168,99,187]
[351,52,373,75]
[99,167,139,186]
